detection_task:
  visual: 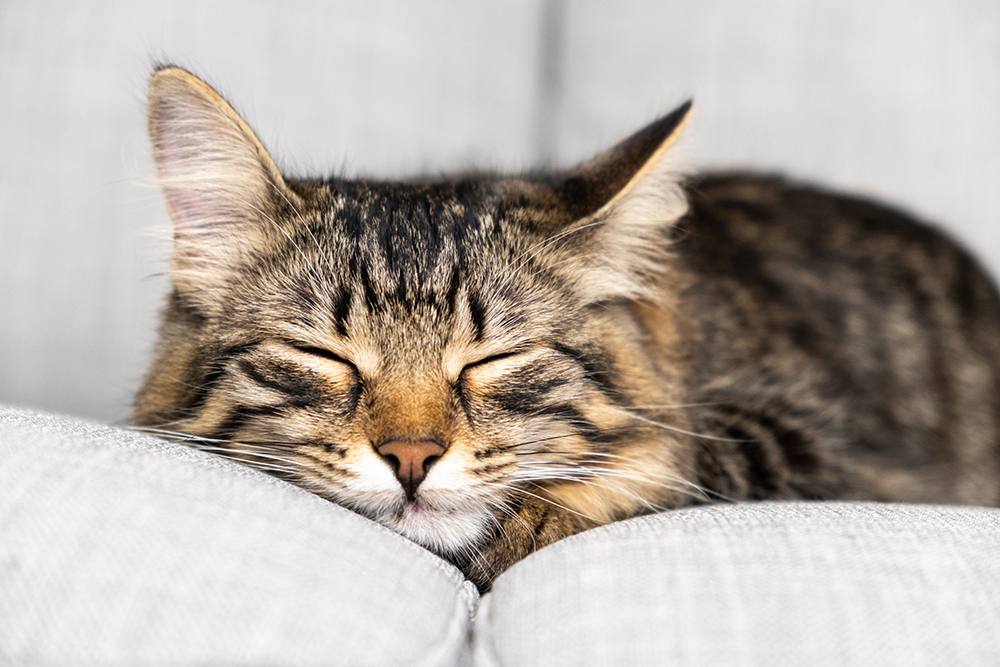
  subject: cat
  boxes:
[134,66,1000,592]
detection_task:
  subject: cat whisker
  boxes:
[510,453,722,502]
[514,464,712,504]
[510,430,623,449]
[186,443,300,465]
[131,425,320,452]
[451,533,496,587]
[504,404,741,452]
[619,410,748,443]
[129,426,319,475]
[485,481,604,524]
[508,420,726,453]
[517,470,693,510]
[509,426,645,452]
[129,425,218,440]
[500,469,714,522]
[627,402,720,410]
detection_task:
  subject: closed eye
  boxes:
[287,342,356,370]
[462,349,527,372]
[285,341,363,407]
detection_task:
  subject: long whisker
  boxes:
[511,459,718,503]
[510,444,729,502]
[627,402,720,410]
[128,426,317,474]
[129,426,308,452]
[620,411,748,443]
[187,443,300,464]
[486,480,603,524]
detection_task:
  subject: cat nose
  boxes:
[376,439,446,500]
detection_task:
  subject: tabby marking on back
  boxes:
[135,66,1000,591]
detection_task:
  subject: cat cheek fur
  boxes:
[135,66,1000,593]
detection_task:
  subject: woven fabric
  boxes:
[475,502,1000,667]
[0,406,476,667]
[4,405,1000,666]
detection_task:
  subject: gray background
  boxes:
[1,0,998,422]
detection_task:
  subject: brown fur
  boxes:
[135,67,1000,591]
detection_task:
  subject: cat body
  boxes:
[135,67,1000,590]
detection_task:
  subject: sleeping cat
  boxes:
[134,66,1000,591]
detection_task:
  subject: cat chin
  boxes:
[380,501,490,556]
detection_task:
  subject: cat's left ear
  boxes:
[148,66,302,312]
[552,101,692,302]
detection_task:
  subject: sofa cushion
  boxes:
[475,502,1000,666]
[5,404,1000,666]
[0,406,476,667]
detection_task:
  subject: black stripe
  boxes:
[237,359,319,402]
[716,406,826,498]
[216,404,283,438]
[474,447,506,459]
[732,432,782,497]
[189,343,258,412]
[353,257,380,313]
[753,411,820,476]
[331,286,353,337]
[492,374,570,415]
[533,503,551,538]
[537,404,597,435]
[295,450,354,477]
[467,291,487,341]
[347,380,363,412]
[314,440,347,458]
[444,265,461,316]
[552,341,618,398]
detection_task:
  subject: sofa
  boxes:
[2,404,998,665]
[4,2,1000,665]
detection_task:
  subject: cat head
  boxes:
[137,66,694,561]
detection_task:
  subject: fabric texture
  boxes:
[3,404,1000,665]
[475,502,1000,667]
[0,406,476,667]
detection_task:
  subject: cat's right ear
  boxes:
[548,101,693,303]
[148,66,301,312]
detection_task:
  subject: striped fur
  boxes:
[135,67,1000,591]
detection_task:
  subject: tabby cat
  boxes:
[135,66,1000,591]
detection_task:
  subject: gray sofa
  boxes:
[4,3,1000,664]
[2,404,998,665]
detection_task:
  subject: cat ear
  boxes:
[553,101,692,302]
[148,66,300,310]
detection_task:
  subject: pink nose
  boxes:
[376,440,445,500]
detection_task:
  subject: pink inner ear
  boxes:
[152,128,257,276]
[162,185,209,230]
[152,119,256,235]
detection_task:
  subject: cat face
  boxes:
[176,183,637,554]
[136,67,694,560]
